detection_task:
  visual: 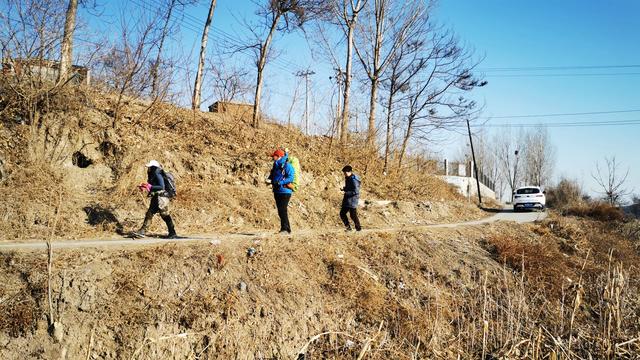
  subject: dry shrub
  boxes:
[0,253,46,338]
[617,220,640,252]
[566,203,624,222]
[545,178,585,209]
[485,233,572,293]
[0,160,81,239]
[0,291,39,337]
[323,260,388,323]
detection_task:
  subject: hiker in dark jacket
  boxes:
[268,149,295,234]
[340,165,362,231]
[133,160,177,238]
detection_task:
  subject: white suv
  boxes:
[513,186,546,211]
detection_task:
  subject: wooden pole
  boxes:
[466,118,482,204]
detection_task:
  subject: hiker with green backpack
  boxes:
[132,160,178,239]
[267,149,299,234]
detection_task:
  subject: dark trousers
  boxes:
[274,193,292,232]
[340,206,361,230]
[141,195,176,235]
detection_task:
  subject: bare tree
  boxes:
[150,0,196,97]
[206,57,252,103]
[497,130,529,202]
[57,0,78,82]
[332,0,367,143]
[96,13,162,124]
[287,79,301,126]
[192,0,217,110]
[472,130,505,199]
[0,0,66,80]
[396,28,486,168]
[353,0,426,148]
[592,156,630,205]
[523,126,555,186]
[245,0,322,128]
[380,38,426,174]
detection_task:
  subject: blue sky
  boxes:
[73,0,639,200]
[434,0,639,199]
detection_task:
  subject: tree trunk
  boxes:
[398,118,413,168]
[366,76,379,148]
[252,64,265,127]
[192,0,216,110]
[252,15,280,128]
[151,0,176,97]
[287,81,300,127]
[340,22,355,143]
[383,79,396,174]
[58,0,78,83]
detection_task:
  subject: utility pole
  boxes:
[512,149,520,203]
[330,68,344,138]
[466,118,482,204]
[296,70,315,135]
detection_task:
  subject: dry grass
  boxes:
[565,203,625,222]
[0,87,477,240]
[1,221,640,359]
[483,232,573,295]
[0,252,46,338]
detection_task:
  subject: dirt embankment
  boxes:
[1,215,639,359]
[0,88,482,241]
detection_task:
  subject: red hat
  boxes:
[271,149,285,158]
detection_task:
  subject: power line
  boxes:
[486,72,640,78]
[486,108,640,119]
[130,0,303,72]
[147,0,303,70]
[480,64,640,72]
[475,119,640,128]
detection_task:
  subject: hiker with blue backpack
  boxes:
[132,160,178,239]
[340,165,362,232]
[268,149,296,234]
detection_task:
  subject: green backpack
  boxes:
[285,150,301,192]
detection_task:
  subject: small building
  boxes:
[208,101,253,119]
[1,58,90,85]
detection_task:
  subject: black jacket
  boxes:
[147,167,165,192]
[342,174,361,208]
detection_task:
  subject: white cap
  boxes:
[145,160,161,168]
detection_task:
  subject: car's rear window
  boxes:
[516,188,540,194]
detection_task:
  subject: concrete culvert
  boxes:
[72,151,93,168]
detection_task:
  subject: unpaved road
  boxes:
[0,209,546,251]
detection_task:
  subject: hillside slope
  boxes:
[0,87,482,240]
[1,215,639,359]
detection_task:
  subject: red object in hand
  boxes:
[138,183,151,192]
[216,254,225,269]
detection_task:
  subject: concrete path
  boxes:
[0,209,546,251]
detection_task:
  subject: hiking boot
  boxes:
[166,233,179,239]
[131,230,146,238]
[278,230,291,235]
[345,227,354,232]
